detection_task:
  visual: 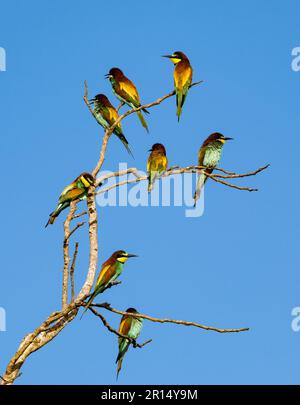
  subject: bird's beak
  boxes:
[224,137,233,141]
[88,98,95,104]
[104,74,110,79]
[148,148,153,152]
[162,55,172,58]
[126,254,138,258]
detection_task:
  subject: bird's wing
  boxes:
[174,61,193,91]
[94,110,109,129]
[59,186,84,204]
[148,154,168,174]
[159,155,168,173]
[119,78,140,106]
[101,105,118,126]
[198,146,206,166]
[116,315,133,375]
[59,183,75,199]
[119,316,133,336]
[96,262,116,288]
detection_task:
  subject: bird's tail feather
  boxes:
[116,343,129,380]
[116,358,123,380]
[193,172,207,207]
[45,203,64,227]
[136,110,149,133]
[116,133,134,158]
[45,214,56,228]
[80,291,97,320]
[148,172,157,193]
[148,176,153,193]
[176,93,183,122]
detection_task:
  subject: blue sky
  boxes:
[0,0,300,384]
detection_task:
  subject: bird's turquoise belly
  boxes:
[94,111,109,129]
[128,318,143,339]
[203,147,222,167]
[112,87,128,105]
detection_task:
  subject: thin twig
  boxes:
[72,211,87,220]
[83,80,94,116]
[116,101,125,112]
[65,221,86,241]
[212,164,270,179]
[70,242,79,303]
[209,176,258,191]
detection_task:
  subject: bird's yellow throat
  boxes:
[117,257,129,263]
[170,57,181,64]
[80,176,92,188]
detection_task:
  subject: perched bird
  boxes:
[147,143,168,192]
[163,51,193,121]
[81,251,137,319]
[90,94,133,157]
[116,307,143,379]
[45,172,95,227]
[194,133,233,205]
[105,68,149,132]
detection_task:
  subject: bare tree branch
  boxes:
[83,80,203,180]
[96,164,269,195]
[1,77,257,385]
[91,303,249,334]
[76,187,99,300]
[62,202,77,308]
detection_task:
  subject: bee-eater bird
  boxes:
[194,133,233,205]
[90,94,133,157]
[147,143,168,192]
[163,51,193,121]
[116,307,143,379]
[45,172,95,227]
[80,251,137,319]
[105,67,149,133]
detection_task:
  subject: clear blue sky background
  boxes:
[0,0,299,384]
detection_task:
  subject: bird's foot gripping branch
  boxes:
[1,57,269,384]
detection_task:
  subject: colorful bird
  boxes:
[105,68,149,132]
[90,94,133,157]
[80,251,137,319]
[194,133,233,205]
[163,51,193,121]
[45,172,95,227]
[116,307,143,379]
[147,143,168,192]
